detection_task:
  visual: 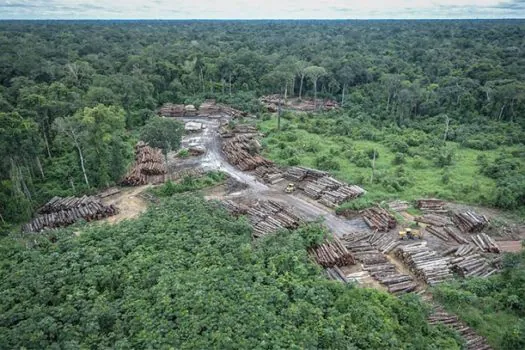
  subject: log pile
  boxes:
[425,226,450,241]
[326,266,349,283]
[253,165,285,184]
[388,200,409,212]
[284,167,308,181]
[417,199,446,212]
[23,196,118,232]
[443,244,480,257]
[361,207,397,232]
[428,307,492,350]
[319,185,366,208]
[121,142,166,186]
[471,233,500,253]
[158,103,185,117]
[444,226,470,244]
[453,211,489,233]
[450,254,498,278]
[368,231,400,253]
[396,242,452,285]
[198,99,221,116]
[222,134,273,171]
[343,232,416,293]
[169,168,205,182]
[415,214,451,227]
[309,236,355,268]
[224,199,301,238]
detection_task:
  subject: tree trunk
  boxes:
[370,149,376,184]
[36,156,45,179]
[443,115,450,142]
[229,73,232,97]
[73,136,89,188]
[313,80,318,110]
[342,84,347,106]
[43,132,51,158]
[498,103,506,120]
[299,74,304,100]
[284,82,288,102]
[69,177,76,192]
[221,78,225,94]
[277,89,282,131]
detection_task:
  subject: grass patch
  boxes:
[258,114,523,212]
[153,171,227,196]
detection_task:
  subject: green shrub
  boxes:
[315,155,341,171]
[392,152,406,165]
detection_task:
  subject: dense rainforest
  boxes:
[1,20,525,226]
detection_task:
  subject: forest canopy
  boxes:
[1,20,524,224]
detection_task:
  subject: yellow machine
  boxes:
[285,183,296,193]
[399,228,423,240]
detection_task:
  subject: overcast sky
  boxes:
[0,0,524,19]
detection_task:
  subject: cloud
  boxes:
[493,0,525,10]
[0,0,524,19]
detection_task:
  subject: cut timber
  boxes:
[417,199,446,212]
[396,242,452,285]
[24,195,118,232]
[121,142,166,186]
[361,207,396,232]
[428,306,493,350]
[222,133,273,171]
[222,199,301,238]
[453,211,489,233]
[415,214,451,227]
[309,236,355,268]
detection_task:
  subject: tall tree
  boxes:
[304,66,327,110]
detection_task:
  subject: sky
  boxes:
[0,0,524,19]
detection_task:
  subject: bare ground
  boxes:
[100,185,151,224]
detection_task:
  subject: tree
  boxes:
[140,117,184,160]
[295,60,309,100]
[304,66,327,110]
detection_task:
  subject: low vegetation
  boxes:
[433,249,525,349]
[153,171,227,196]
[0,196,461,348]
[258,110,525,215]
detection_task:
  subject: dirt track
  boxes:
[172,116,370,235]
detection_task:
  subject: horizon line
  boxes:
[1,18,525,21]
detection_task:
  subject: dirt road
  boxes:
[173,116,369,234]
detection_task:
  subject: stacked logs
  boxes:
[222,134,273,171]
[309,236,355,268]
[325,266,349,283]
[223,199,301,238]
[23,196,118,232]
[444,244,479,257]
[361,207,397,232]
[284,167,307,181]
[415,214,451,227]
[425,226,450,241]
[450,254,498,278]
[158,103,185,117]
[444,226,470,244]
[253,165,285,184]
[453,211,489,233]
[417,199,446,212]
[319,185,366,208]
[396,242,452,285]
[388,200,409,212]
[122,142,166,186]
[343,232,417,294]
[368,231,400,254]
[472,233,500,253]
[428,307,493,350]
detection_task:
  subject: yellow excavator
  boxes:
[399,227,423,240]
[285,183,296,194]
